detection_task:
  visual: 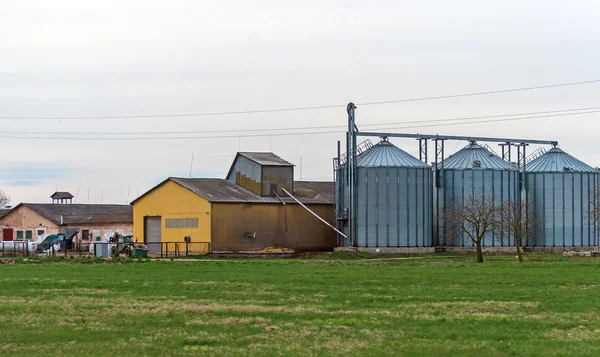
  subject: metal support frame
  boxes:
[346,103,358,247]
[358,132,557,146]
[517,143,528,171]
[499,142,512,162]
[418,139,428,164]
[517,143,528,191]
[434,139,445,188]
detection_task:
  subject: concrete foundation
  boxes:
[336,246,600,254]
[334,247,436,254]
[524,246,600,253]
[437,246,600,253]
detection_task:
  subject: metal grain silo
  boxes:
[336,138,433,247]
[435,142,519,247]
[525,147,599,247]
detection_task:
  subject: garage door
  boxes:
[144,216,162,254]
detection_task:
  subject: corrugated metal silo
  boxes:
[525,147,599,247]
[336,139,433,247]
[435,142,519,247]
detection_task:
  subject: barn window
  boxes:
[165,218,199,229]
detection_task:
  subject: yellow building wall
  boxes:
[132,180,211,253]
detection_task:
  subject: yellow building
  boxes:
[132,153,337,254]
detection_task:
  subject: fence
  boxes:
[142,242,211,257]
[0,241,32,257]
[0,241,211,258]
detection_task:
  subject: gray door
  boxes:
[144,216,162,254]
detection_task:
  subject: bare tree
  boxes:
[588,186,600,246]
[497,200,539,263]
[443,193,501,263]
[0,189,9,209]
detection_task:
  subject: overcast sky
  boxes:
[1,0,599,205]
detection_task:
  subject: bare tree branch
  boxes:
[0,189,10,209]
[496,200,540,263]
[443,192,502,263]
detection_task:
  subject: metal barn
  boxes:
[435,142,519,247]
[336,138,433,247]
[525,147,599,247]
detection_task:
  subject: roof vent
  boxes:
[472,160,481,168]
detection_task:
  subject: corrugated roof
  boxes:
[3,204,132,225]
[444,143,517,170]
[526,147,598,173]
[170,178,333,204]
[356,140,428,167]
[238,152,294,166]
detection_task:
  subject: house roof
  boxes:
[0,209,9,220]
[51,192,74,199]
[3,203,132,225]
[237,152,294,167]
[132,178,334,205]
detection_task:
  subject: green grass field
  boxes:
[1,253,600,356]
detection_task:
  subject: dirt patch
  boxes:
[545,326,600,341]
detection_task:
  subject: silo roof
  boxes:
[526,147,597,173]
[356,140,428,167]
[444,143,517,170]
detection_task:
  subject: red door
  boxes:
[2,228,13,241]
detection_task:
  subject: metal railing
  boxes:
[0,241,32,257]
[0,241,211,258]
[89,242,210,258]
[142,242,211,257]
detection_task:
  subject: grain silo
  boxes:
[525,147,599,247]
[336,138,433,248]
[435,142,519,247]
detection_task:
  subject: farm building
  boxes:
[336,138,433,249]
[337,108,600,252]
[434,142,519,247]
[0,197,132,243]
[526,147,600,247]
[132,152,336,254]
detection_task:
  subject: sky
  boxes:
[1,0,599,205]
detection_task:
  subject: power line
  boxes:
[1,105,598,135]
[0,108,598,141]
[1,79,599,120]
[358,79,600,106]
[375,109,600,132]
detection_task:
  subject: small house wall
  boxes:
[0,206,59,240]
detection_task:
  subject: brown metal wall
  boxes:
[261,166,293,197]
[211,203,336,252]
